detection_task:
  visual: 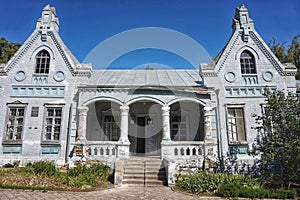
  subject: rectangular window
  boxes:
[227,107,246,144]
[103,115,120,141]
[171,115,187,141]
[43,107,62,142]
[4,107,25,143]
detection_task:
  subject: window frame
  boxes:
[35,50,50,74]
[3,102,28,145]
[226,105,247,145]
[41,105,64,144]
[240,50,256,75]
[170,109,189,141]
[101,109,120,141]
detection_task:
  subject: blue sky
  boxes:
[0,0,299,69]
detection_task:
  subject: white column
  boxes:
[119,105,130,144]
[77,106,89,142]
[161,105,171,143]
[204,107,213,139]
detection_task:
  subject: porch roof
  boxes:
[88,69,203,87]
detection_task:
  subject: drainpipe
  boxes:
[65,103,72,164]
[215,89,224,172]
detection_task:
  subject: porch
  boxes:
[75,98,216,162]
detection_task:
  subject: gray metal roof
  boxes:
[87,70,203,87]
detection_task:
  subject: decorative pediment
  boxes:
[6,100,28,105]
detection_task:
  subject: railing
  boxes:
[162,141,205,159]
[84,141,118,159]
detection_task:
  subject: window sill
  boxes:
[33,73,49,76]
[41,141,60,146]
[2,140,22,145]
[228,141,248,146]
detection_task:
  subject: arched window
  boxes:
[35,50,50,74]
[240,50,256,74]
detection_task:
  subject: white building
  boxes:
[0,5,296,185]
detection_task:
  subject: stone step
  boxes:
[124,173,165,179]
[122,157,166,186]
[144,179,166,186]
[123,179,166,186]
[122,179,145,185]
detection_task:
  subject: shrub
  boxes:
[175,171,261,194]
[26,160,58,176]
[218,183,297,199]
[63,163,111,187]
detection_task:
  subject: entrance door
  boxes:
[136,117,146,153]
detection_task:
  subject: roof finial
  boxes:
[232,4,254,42]
[36,5,60,41]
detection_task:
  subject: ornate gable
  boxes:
[212,5,296,77]
[3,5,91,77]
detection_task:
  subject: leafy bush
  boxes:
[218,183,297,199]
[26,160,58,176]
[176,171,261,194]
[0,161,112,190]
[60,163,111,187]
[176,171,297,199]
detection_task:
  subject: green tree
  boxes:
[268,35,300,79]
[0,37,21,63]
[268,38,287,63]
[254,90,300,189]
[287,35,300,79]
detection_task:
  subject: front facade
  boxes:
[0,5,297,183]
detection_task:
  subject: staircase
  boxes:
[122,156,166,186]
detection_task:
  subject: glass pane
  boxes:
[55,109,62,117]
[10,109,16,116]
[55,119,61,124]
[236,109,243,117]
[237,118,246,141]
[54,125,61,132]
[18,109,24,116]
[6,126,14,139]
[47,109,54,116]
[228,109,234,117]
[45,132,51,140]
[47,118,53,125]
[104,116,111,122]
[54,133,60,140]
[46,125,52,132]
[17,118,23,124]
[171,116,179,122]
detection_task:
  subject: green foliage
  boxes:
[26,160,58,177]
[269,38,287,63]
[176,171,297,199]
[287,35,300,79]
[1,161,112,190]
[254,90,300,188]
[218,183,297,199]
[0,37,21,63]
[58,163,111,187]
[268,35,300,79]
[175,171,261,195]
